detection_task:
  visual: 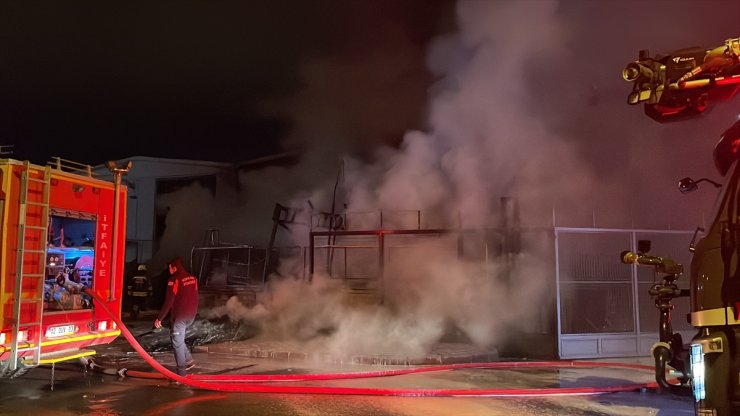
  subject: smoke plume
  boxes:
[155,0,740,358]
[199,1,581,357]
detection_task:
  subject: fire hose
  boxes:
[85,289,666,396]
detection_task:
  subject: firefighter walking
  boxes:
[127,264,153,320]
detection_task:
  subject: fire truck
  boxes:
[0,157,129,378]
[622,36,740,415]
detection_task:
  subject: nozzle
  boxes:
[620,250,664,266]
[623,62,654,82]
[620,250,683,275]
[621,250,639,264]
[623,65,640,82]
[55,272,85,293]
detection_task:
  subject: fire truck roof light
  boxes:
[0,333,5,344]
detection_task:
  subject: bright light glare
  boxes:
[690,343,706,401]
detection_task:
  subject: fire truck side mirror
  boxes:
[678,177,698,193]
[678,176,721,193]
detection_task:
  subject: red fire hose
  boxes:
[86,289,663,396]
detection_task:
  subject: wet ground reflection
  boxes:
[0,359,695,416]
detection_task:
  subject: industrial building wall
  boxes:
[92,157,233,266]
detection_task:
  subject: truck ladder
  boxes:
[9,162,51,371]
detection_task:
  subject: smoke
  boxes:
[154,0,740,357]
[192,1,575,357]
[151,183,219,268]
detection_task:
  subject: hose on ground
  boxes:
[85,288,665,396]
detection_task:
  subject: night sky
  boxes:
[3,0,740,180]
[1,1,454,165]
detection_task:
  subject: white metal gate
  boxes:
[556,227,697,359]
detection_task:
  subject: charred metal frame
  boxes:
[309,228,469,303]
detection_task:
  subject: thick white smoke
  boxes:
[197,1,581,357]
[155,0,740,358]
[348,1,598,227]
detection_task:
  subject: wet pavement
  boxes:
[0,357,696,415]
[0,314,696,415]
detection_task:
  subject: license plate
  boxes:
[46,324,75,338]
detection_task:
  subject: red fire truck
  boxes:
[0,158,129,378]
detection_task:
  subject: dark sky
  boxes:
[1,1,454,165]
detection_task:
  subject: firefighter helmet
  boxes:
[137,264,147,272]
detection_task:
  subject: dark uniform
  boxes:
[155,257,199,376]
[127,264,153,320]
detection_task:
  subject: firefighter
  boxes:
[154,256,199,376]
[127,264,153,320]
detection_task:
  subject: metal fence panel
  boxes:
[557,231,633,335]
[556,228,695,358]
